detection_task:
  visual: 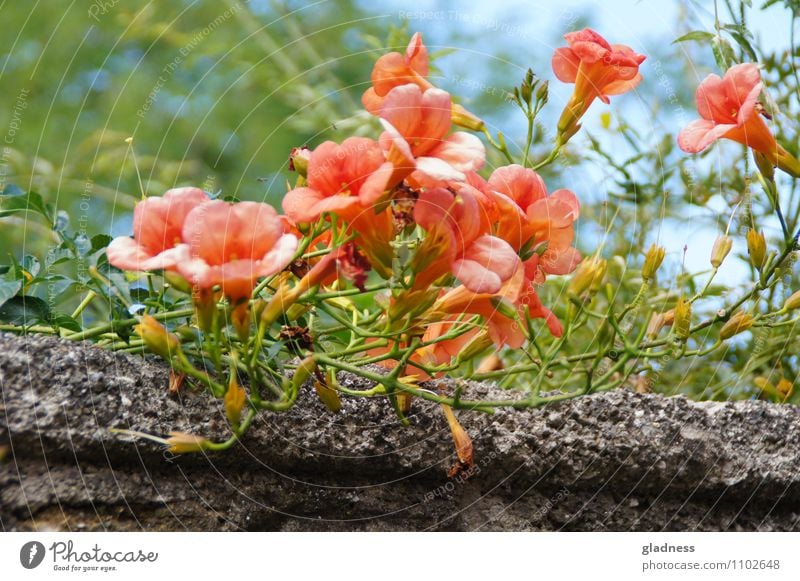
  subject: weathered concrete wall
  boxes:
[1,332,798,531]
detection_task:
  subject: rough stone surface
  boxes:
[1,332,798,531]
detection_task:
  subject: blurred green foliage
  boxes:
[0,1,388,248]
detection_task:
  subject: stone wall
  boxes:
[1,333,798,531]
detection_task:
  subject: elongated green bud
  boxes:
[292,356,317,391]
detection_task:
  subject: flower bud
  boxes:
[224,375,247,427]
[784,290,800,311]
[746,229,767,270]
[642,244,665,281]
[194,287,218,333]
[589,259,608,293]
[646,312,667,340]
[164,271,192,293]
[490,296,519,321]
[520,69,535,103]
[673,297,691,340]
[476,353,503,374]
[569,257,606,297]
[455,331,493,364]
[451,103,485,131]
[230,301,251,343]
[753,376,773,394]
[313,369,342,413]
[776,378,794,399]
[535,80,549,106]
[291,355,317,391]
[288,146,311,176]
[165,432,210,454]
[719,311,754,340]
[753,150,775,182]
[710,235,733,268]
[441,404,474,472]
[396,392,413,415]
[134,315,181,359]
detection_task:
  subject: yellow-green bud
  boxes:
[288,147,311,176]
[783,290,800,311]
[490,296,519,320]
[224,376,247,427]
[642,244,666,281]
[134,315,181,359]
[456,331,494,364]
[710,235,733,268]
[569,257,606,297]
[753,150,775,182]
[165,432,210,454]
[292,356,317,391]
[164,271,192,293]
[589,258,608,293]
[313,369,342,413]
[673,297,692,340]
[719,311,754,340]
[451,103,485,131]
[746,229,767,270]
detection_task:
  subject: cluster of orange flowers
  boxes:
[105,30,656,379]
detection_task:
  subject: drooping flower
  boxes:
[177,200,298,303]
[106,187,209,272]
[552,29,645,137]
[379,85,486,186]
[677,63,800,176]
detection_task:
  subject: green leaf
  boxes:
[50,314,82,332]
[673,31,715,44]
[90,234,112,254]
[0,295,51,325]
[0,276,22,309]
[0,190,53,222]
[725,29,758,61]
[712,36,737,71]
